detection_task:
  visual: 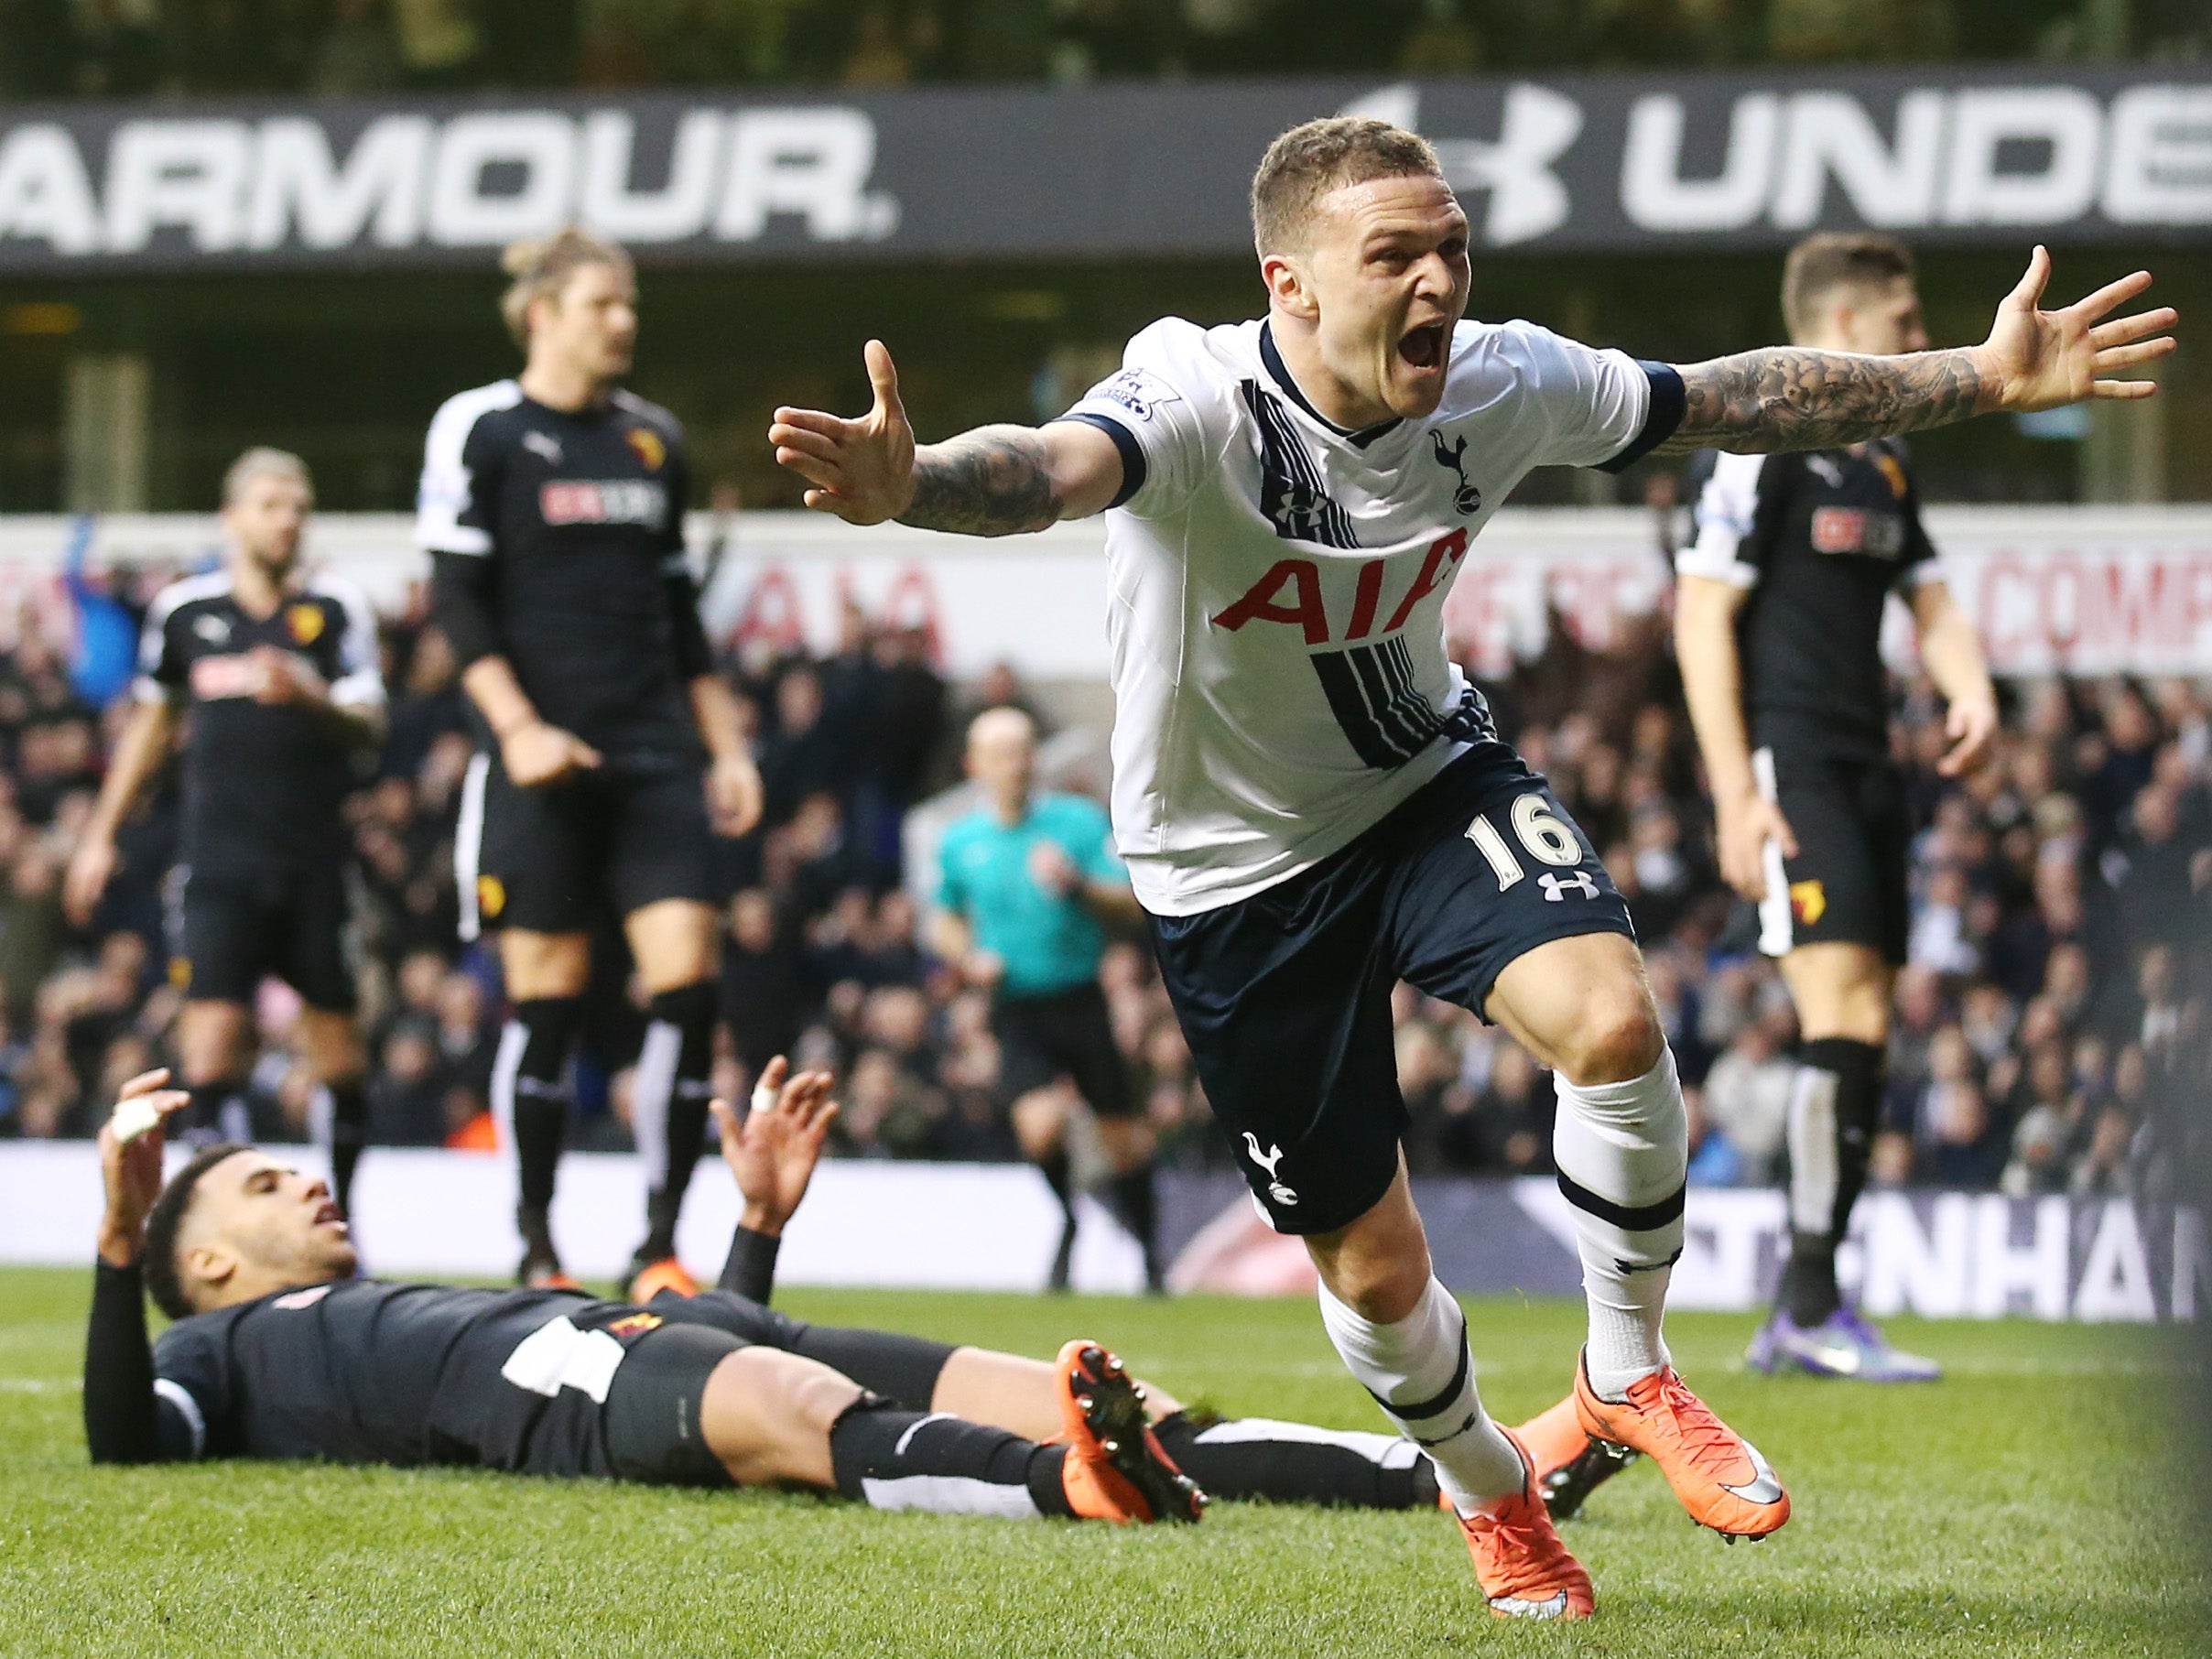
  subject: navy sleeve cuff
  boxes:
[1049,412,1146,509]
[1597,361,1686,475]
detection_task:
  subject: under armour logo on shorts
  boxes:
[1538,871,1599,902]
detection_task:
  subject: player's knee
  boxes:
[1555,992,1664,1087]
[1307,1196,1432,1323]
[1010,1091,1067,1154]
[704,1349,860,1487]
[1322,1260,1429,1325]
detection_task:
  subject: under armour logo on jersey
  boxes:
[1242,1133,1299,1206]
[1805,453,1844,486]
[1538,871,1599,901]
[523,431,564,465]
[1430,430,1481,515]
[192,613,231,644]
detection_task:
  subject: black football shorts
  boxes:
[589,1292,960,1487]
[458,754,720,938]
[1751,745,1911,966]
[169,862,357,1013]
[992,982,1135,1118]
[1148,743,1634,1236]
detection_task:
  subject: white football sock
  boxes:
[1317,1274,1525,1514]
[1553,1046,1687,1402]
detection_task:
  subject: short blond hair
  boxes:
[222,446,312,506]
[499,226,634,347]
[1251,117,1445,257]
[1781,233,1916,342]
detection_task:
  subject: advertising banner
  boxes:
[1,1140,2197,1320]
[1,505,2207,679]
[0,68,2206,273]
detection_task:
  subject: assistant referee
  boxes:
[933,708,1157,1291]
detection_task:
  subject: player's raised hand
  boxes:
[97,1068,191,1267]
[1976,247,2177,414]
[712,1056,840,1231]
[768,340,917,525]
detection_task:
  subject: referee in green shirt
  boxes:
[935,707,1157,1291]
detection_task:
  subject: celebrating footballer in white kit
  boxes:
[768,115,2176,1621]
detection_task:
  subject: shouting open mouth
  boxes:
[1398,320,1448,371]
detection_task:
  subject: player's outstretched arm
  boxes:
[711,1057,840,1302]
[1656,247,2176,455]
[86,1070,193,1464]
[770,342,1124,535]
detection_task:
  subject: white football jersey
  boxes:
[1058,315,1677,916]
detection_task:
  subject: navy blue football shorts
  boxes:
[1147,743,1635,1236]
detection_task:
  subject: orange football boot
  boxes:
[1054,1340,1206,1524]
[1455,1438,1595,1621]
[627,1256,701,1303]
[1513,1393,1643,1520]
[1515,1396,1592,1484]
[1572,1351,1789,1540]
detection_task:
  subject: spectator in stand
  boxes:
[1698,1005,1798,1186]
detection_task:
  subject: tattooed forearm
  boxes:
[899,425,1065,537]
[1659,347,1990,455]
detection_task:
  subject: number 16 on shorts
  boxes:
[1466,794,1599,900]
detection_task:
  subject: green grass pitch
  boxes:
[3,1267,2204,1657]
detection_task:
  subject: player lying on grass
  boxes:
[81,1061,1503,1518]
[84,1065,1202,1524]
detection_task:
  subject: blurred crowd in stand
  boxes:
[0,548,2206,1208]
[3,0,2203,103]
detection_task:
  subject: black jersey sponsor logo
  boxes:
[1240,380,1360,549]
[190,655,262,699]
[539,480,669,527]
[1430,430,1481,515]
[1810,507,1904,558]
